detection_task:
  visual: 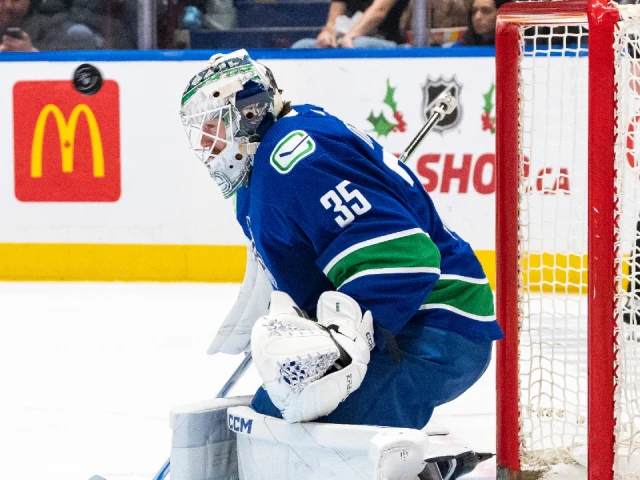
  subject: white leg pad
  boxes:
[369,429,430,480]
[169,395,253,480]
[229,405,435,480]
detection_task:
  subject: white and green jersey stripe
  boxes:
[323,228,441,288]
[419,275,496,322]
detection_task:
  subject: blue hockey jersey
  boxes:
[235,104,503,345]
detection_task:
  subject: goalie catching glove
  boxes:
[251,290,375,423]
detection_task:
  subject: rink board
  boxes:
[0,49,561,283]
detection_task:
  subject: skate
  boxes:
[419,450,494,480]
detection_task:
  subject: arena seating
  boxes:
[189,0,328,48]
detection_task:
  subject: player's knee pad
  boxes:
[169,395,253,480]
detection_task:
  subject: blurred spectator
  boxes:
[181,0,236,31]
[454,0,509,46]
[399,0,470,46]
[291,0,409,49]
[70,0,136,49]
[0,0,100,51]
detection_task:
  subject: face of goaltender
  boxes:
[200,118,229,156]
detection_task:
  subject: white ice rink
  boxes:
[0,282,498,480]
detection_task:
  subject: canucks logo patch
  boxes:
[270,130,315,174]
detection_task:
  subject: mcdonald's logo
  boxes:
[13,80,121,202]
[31,104,105,179]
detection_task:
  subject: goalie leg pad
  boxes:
[207,243,274,355]
[230,405,432,480]
[170,395,253,480]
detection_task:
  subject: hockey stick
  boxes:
[398,87,458,165]
[89,352,253,480]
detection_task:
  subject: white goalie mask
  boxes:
[180,49,284,198]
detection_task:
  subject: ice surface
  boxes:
[0,282,497,480]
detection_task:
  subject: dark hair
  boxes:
[461,0,511,46]
[277,101,292,119]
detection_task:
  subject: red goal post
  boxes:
[496,0,640,478]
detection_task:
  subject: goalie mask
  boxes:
[180,49,284,198]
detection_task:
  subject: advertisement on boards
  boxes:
[13,80,121,202]
[0,54,507,280]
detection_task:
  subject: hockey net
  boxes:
[496,0,640,478]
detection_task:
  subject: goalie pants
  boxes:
[250,322,493,429]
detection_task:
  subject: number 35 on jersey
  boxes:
[320,180,372,228]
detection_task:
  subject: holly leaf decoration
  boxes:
[483,83,495,114]
[367,111,397,137]
[383,79,397,112]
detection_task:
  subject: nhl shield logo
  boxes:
[422,76,462,133]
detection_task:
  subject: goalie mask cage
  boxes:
[496,0,640,478]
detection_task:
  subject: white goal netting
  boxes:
[614,7,640,477]
[513,5,640,477]
[517,21,590,469]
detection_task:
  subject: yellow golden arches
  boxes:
[31,104,105,178]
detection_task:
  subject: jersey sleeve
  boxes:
[281,151,442,336]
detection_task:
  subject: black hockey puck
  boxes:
[73,63,103,95]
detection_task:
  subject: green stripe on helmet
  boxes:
[181,65,256,105]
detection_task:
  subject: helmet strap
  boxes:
[273,89,284,117]
[216,78,244,99]
[239,142,259,155]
